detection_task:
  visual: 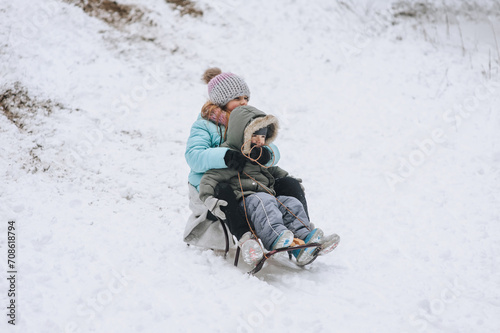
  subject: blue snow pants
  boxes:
[240,192,311,250]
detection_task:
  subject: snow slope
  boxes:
[1,0,500,332]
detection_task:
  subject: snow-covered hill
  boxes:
[1,0,500,332]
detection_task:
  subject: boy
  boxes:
[199,105,339,267]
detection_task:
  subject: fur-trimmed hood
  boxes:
[223,105,279,154]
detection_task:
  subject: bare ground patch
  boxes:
[0,83,65,131]
[63,0,147,28]
[0,83,69,173]
[391,1,500,21]
[165,0,203,17]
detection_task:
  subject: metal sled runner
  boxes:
[217,218,322,275]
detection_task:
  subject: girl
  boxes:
[183,68,305,266]
[184,68,280,253]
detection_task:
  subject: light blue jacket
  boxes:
[185,114,280,190]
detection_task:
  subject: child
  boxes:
[184,68,308,255]
[184,68,281,250]
[199,105,339,267]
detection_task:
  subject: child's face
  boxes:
[225,96,249,111]
[251,134,266,147]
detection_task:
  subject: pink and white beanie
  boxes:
[208,72,251,107]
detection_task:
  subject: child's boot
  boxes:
[318,233,340,256]
[239,232,264,267]
[293,228,324,266]
[270,230,294,250]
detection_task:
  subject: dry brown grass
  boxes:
[165,0,203,17]
[63,0,146,27]
[0,83,61,130]
[0,83,69,173]
[392,1,431,19]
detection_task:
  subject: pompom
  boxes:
[202,67,222,84]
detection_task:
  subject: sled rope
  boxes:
[241,171,311,231]
[241,139,276,169]
[238,172,269,259]
[239,140,311,232]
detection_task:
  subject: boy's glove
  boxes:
[204,196,228,220]
[224,150,247,172]
[249,146,271,165]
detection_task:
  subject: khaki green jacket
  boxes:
[199,106,289,201]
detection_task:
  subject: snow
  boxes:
[1,0,500,332]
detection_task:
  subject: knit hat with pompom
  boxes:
[202,67,250,107]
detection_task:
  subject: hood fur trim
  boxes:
[242,115,279,154]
